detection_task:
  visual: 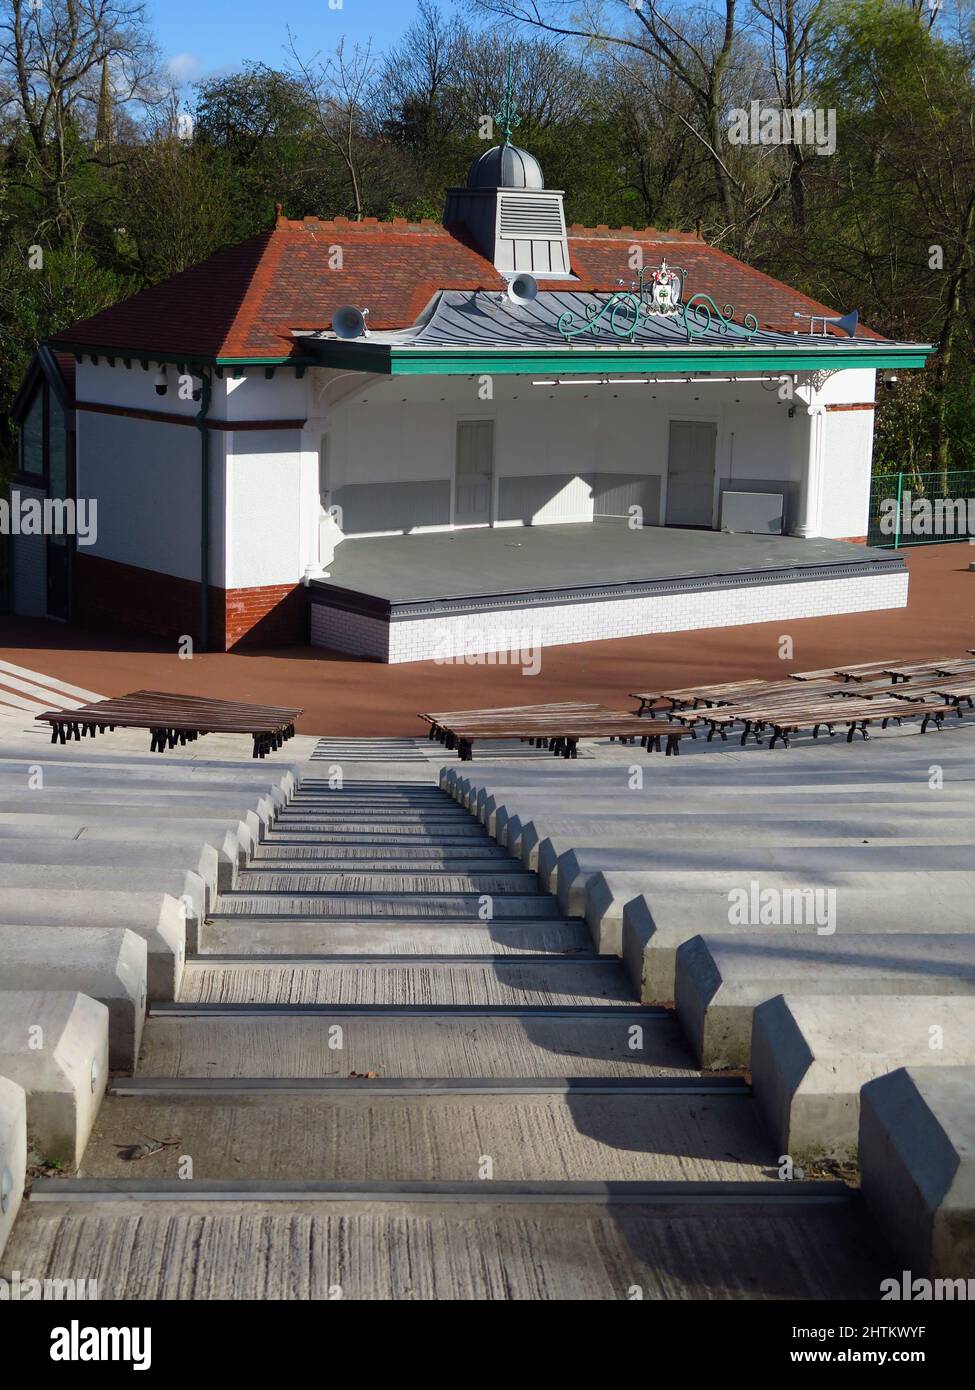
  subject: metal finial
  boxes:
[494,48,521,146]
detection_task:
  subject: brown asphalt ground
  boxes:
[1,543,972,737]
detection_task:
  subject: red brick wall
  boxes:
[74,553,306,650]
[224,582,307,647]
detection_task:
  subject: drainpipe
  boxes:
[196,372,212,650]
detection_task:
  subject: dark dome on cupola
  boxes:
[466,143,544,191]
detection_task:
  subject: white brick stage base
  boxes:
[310,569,909,665]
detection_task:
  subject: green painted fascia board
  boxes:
[48,338,934,377]
[383,346,933,375]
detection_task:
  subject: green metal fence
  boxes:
[868,470,975,548]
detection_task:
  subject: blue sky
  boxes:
[149,0,422,88]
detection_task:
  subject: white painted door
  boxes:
[455,420,494,525]
[666,420,717,527]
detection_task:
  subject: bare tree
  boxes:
[466,1,744,224]
[374,0,466,147]
[0,0,159,233]
[287,32,378,220]
[749,0,826,230]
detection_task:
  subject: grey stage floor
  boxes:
[320,522,893,603]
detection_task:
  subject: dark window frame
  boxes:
[16,379,49,486]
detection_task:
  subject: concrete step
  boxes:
[79,1086,772,1182]
[178,958,632,1006]
[252,844,515,862]
[268,825,490,839]
[136,1010,692,1078]
[293,795,445,803]
[199,919,595,956]
[211,893,564,920]
[234,871,542,894]
[247,858,524,872]
[262,828,495,839]
[7,1184,891,1299]
[289,805,453,814]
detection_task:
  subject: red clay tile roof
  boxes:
[49,217,882,361]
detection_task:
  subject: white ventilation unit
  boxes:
[498,196,566,238]
[721,491,785,535]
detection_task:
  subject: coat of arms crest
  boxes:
[649,260,683,315]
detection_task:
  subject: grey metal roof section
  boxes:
[315,290,915,352]
[467,144,545,190]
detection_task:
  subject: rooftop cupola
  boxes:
[466,142,545,191]
[442,59,571,279]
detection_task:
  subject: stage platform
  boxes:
[308,523,908,664]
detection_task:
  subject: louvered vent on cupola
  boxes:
[498,195,565,238]
[442,143,573,279]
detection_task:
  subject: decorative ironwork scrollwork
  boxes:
[682,292,758,341]
[557,292,649,342]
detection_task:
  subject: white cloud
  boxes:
[166,53,203,85]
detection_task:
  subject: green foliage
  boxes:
[0,0,973,492]
[0,243,129,475]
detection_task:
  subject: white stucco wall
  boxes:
[820,409,876,538]
[317,370,826,537]
[76,410,207,581]
[225,430,316,588]
[72,362,311,589]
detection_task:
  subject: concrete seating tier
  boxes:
[441,727,975,1276]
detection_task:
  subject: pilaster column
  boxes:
[792,396,826,538]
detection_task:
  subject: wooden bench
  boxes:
[686,695,956,748]
[630,680,767,713]
[419,703,690,760]
[420,702,605,741]
[442,719,690,761]
[36,690,303,759]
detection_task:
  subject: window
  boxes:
[20,387,44,480]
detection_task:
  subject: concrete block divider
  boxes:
[751,994,975,1163]
[619,875,975,1006]
[859,1066,975,1280]
[674,933,975,1071]
[0,889,186,1001]
[499,813,524,852]
[0,991,108,1168]
[0,925,147,1070]
[0,1075,27,1259]
[0,817,252,900]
